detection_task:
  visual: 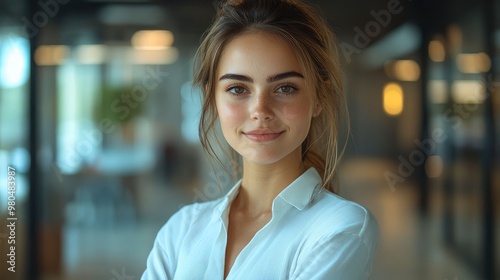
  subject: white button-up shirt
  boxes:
[142,168,378,280]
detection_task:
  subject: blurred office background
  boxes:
[0,0,498,279]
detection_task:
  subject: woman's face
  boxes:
[215,31,319,165]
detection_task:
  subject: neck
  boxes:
[233,148,306,218]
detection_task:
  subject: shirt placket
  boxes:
[204,202,231,280]
[226,203,286,280]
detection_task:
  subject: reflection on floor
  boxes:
[340,159,480,280]
[42,158,481,280]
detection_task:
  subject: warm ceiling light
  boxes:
[34,45,69,66]
[76,45,106,64]
[451,80,486,104]
[383,83,404,116]
[131,30,174,50]
[429,40,445,62]
[425,155,444,178]
[384,60,420,81]
[130,47,179,65]
[456,52,491,73]
[394,60,420,81]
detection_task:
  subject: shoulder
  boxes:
[307,189,379,245]
[178,198,222,218]
[290,191,379,279]
[156,197,224,240]
[164,198,222,226]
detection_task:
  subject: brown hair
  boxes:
[194,0,349,193]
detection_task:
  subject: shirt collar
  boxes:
[216,167,323,214]
[277,167,323,210]
[216,178,242,214]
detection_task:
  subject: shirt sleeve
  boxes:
[141,234,173,280]
[290,230,378,280]
[141,205,192,280]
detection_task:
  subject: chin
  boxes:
[244,157,284,166]
[240,149,290,165]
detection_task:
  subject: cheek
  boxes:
[280,102,312,122]
[216,99,246,127]
[218,103,238,118]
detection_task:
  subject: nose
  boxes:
[250,93,274,121]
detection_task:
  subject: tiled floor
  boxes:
[39,158,482,280]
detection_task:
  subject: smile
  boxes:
[243,130,283,142]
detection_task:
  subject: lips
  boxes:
[243,129,283,142]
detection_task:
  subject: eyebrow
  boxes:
[218,71,304,83]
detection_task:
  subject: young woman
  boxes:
[142,0,378,279]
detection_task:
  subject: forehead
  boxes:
[216,31,304,79]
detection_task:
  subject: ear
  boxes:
[313,103,322,117]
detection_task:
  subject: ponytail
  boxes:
[303,150,326,182]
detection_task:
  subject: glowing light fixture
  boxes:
[34,45,69,66]
[383,83,404,116]
[131,30,174,50]
[425,155,444,178]
[456,52,491,73]
[395,60,420,81]
[451,80,486,104]
[0,36,29,88]
[429,40,445,62]
[384,60,420,81]
[130,47,179,64]
[76,45,106,64]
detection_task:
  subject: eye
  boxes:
[276,84,298,95]
[227,85,248,96]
